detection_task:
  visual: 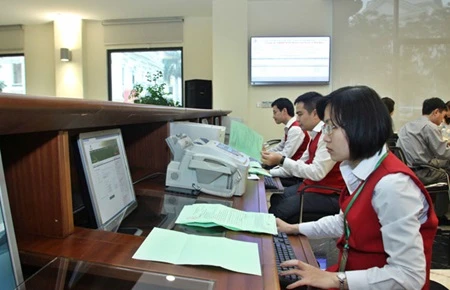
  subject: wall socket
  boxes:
[256,101,272,108]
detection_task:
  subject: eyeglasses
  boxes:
[322,123,337,136]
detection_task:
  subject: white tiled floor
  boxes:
[431,270,450,288]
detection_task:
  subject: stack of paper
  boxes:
[228,121,264,161]
[175,203,277,235]
[132,227,262,276]
[248,161,271,177]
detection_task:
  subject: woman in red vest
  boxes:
[276,86,438,290]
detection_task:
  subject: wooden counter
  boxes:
[0,93,317,289]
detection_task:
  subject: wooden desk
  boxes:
[17,180,278,289]
[17,179,318,290]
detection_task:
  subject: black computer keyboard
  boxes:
[273,232,301,288]
[264,176,279,190]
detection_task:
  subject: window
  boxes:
[107,48,183,105]
[0,54,25,94]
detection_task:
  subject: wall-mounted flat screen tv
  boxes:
[250,36,330,85]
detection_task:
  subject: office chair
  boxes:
[389,146,450,265]
[389,146,450,214]
[263,138,281,150]
[299,185,342,223]
[430,280,449,290]
[388,146,406,163]
[386,133,398,148]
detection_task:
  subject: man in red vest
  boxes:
[265,97,310,187]
[266,97,310,161]
[261,92,345,224]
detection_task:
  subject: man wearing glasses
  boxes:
[261,92,345,224]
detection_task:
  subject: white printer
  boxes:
[165,134,249,198]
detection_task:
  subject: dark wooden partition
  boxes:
[0,93,230,239]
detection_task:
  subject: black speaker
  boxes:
[185,79,212,109]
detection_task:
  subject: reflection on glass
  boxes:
[18,257,214,290]
[109,49,182,105]
[333,0,450,130]
[0,201,16,290]
[0,55,26,94]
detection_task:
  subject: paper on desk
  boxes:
[249,160,262,168]
[132,227,261,276]
[248,167,271,176]
[175,203,277,235]
[247,174,260,180]
[229,121,264,161]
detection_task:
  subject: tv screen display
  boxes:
[250,36,330,85]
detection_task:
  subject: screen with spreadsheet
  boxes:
[77,129,137,231]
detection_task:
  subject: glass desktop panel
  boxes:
[17,257,215,290]
[0,206,17,290]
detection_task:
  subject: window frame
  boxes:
[106,47,183,105]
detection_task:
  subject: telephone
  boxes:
[165,134,249,197]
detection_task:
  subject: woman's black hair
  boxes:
[324,86,392,161]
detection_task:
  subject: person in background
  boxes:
[396,97,450,223]
[261,92,345,224]
[397,97,450,176]
[265,98,310,186]
[440,100,450,140]
[381,96,395,116]
[277,85,437,290]
[381,97,396,144]
[267,98,310,161]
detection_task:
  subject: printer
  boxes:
[165,134,249,198]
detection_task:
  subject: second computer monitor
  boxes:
[77,129,137,232]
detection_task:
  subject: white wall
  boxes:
[183,17,213,81]
[247,0,333,140]
[23,23,55,96]
[212,0,249,119]
[83,20,107,100]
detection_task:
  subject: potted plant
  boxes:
[0,80,6,92]
[129,71,181,107]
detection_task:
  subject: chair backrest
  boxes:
[388,146,407,164]
[299,185,342,223]
[389,146,450,218]
[386,133,398,148]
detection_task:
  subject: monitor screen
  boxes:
[250,36,331,85]
[0,150,24,290]
[77,129,137,231]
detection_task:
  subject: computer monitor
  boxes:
[0,150,24,290]
[77,129,137,232]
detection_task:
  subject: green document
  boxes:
[132,227,261,276]
[229,121,264,161]
[175,203,277,235]
[248,167,271,176]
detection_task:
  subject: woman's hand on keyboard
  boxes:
[280,260,341,290]
[276,218,299,235]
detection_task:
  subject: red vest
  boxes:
[298,131,345,194]
[286,121,310,161]
[332,153,438,290]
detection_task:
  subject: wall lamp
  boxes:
[60,48,71,62]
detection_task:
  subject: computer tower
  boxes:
[185,79,212,109]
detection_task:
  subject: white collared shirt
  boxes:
[299,146,430,289]
[270,121,337,181]
[268,117,306,158]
